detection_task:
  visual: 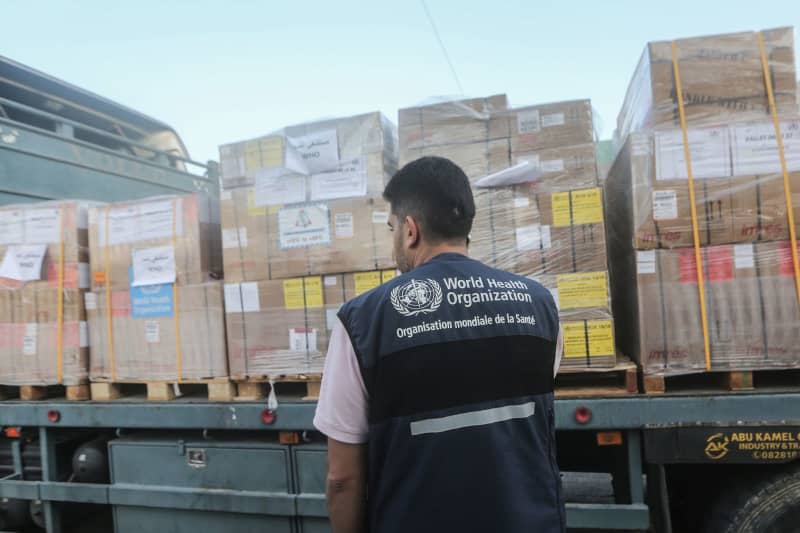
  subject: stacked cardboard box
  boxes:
[400,95,615,368]
[219,112,399,378]
[0,201,92,386]
[606,26,800,378]
[85,193,227,383]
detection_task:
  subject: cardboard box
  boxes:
[88,194,222,290]
[0,286,88,386]
[617,26,796,139]
[221,190,394,281]
[512,143,600,191]
[86,282,228,382]
[559,309,616,369]
[219,111,398,190]
[0,201,92,291]
[631,242,800,376]
[509,99,595,152]
[400,138,512,182]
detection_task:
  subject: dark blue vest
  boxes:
[338,253,565,533]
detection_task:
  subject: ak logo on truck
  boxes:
[704,433,730,460]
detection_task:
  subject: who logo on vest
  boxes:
[390,279,442,317]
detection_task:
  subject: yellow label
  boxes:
[571,188,604,225]
[246,191,266,216]
[245,141,261,171]
[587,320,614,356]
[562,322,588,358]
[556,271,608,310]
[354,272,382,296]
[259,137,284,168]
[381,269,398,283]
[303,277,323,308]
[551,191,572,227]
[283,278,305,310]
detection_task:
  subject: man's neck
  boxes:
[412,243,467,269]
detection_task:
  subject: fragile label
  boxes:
[734,244,755,269]
[652,190,678,221]
[145,320,160,343]
[556,272,608,310]
[540,159,565,173]
[730,120,800,175]
[130,283,174,318]
[278,204,331,249]
[222,227,248,249]
[288,129,339,174]
[516,224,551,251]
[517,109,541,134]
[131,245,176,287]
[355,271,382,295]
[311,158,367,201]
[637,250,657,274]
[23,323,37,355]
[541,113,565,128]
[335,213,354,239]
[654,127,730,180]
[254,171,306,206]
[0,244,47,281]
[289,328,318,353]
[84,292,98,311]
[372,211,389,224]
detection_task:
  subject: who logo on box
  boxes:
[390,279,442,317]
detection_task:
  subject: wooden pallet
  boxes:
[555,356,639,398]
[642,368,800,395]
[0,384,90,401]
[90,378,236,401]
[233,374,322,401]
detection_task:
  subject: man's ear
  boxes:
[405,215,420,248]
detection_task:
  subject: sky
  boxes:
[2,1,798,165]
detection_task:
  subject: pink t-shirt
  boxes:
[313,319,564,444]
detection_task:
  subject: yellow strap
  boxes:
[757,32,800,305]
[103,206,116,382]
[172,198,183,383]
[55,208,65,383]
[671,41,713,371]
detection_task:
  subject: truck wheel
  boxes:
[704,466,800,533]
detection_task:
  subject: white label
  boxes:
[540,159,565,173]
[0,244,47,281]
[288,129,340,174]
[24,208,62,244]
[335,213,354,239]
[372,211,389,224]
[0,210,24,244]
[324,275,338,286]
[310,158,367,201]
[652,190,679,221]
[78,262,90,289]
[221,190,232,201]
[254,171,306,206]
[514,197,530,209]
[289,328,318,353]
[131,245,176,287]
[222,227,247,249]
[326,308,340,330]
[517,109,541,134]
[730,120,800,175]
[655,127,730,180]
[145,320,160,343]
[637,250,657,274]
[516,224,551,251]
[240,282,260,312]
[23,323,37,355]
[79,321,88,348]
[541,113,565,127]
[278,205,331,249]
[100,200,183,246]
[224,283,243,313]
[549,288,560,310]
[85,292,98,311]
[734,244,755,269]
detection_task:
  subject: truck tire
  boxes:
[704,465,800,533]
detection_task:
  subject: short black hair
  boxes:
[383,156,475,243]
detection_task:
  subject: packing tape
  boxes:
[56,207,65,383]
[671,41,713,371]
[757,32,800,305]
[172,197,184,382]
[103,206,117,382]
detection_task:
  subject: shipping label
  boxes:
[131,245,176,287]
[355,271,382,296]
[0,244,47,281]
[254,171,306,206]
[278,204,331,249]
[310,158,367,201]
[288,129,339,174]
[652,190,679,221]
[517,109,541,134]
[556,272,608,310]
[730,120,800,175]
[654,127,730,180]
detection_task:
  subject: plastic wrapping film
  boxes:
[86,282,228,382]
[607,27,800,378]
[88,193,222,290]
[224,270,397,379]
[0,200,95,385]
[218,111,398,195]
[399,94,614,369]
[616,26,797,143]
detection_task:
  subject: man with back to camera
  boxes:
[313,156,565,533]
